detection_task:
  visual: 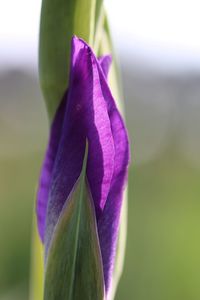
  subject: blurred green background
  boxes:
[0,63,200,300]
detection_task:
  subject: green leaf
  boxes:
[110,190,128,300]
[94,0,103,35]
[93,1,104,53]
[44,142,105,300]
[98,14,124,111]
[29,216,44,300]
[39,0,96,121]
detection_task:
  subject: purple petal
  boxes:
[97,73,130,295]
[36,53,112,243]
[36,97,66,242]
[98,55,112,79]
[44,37,115,252]
[85,43,130,294]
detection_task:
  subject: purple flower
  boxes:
[36,36,130,297]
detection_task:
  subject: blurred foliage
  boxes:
[117,150,200,300]
[0,152,43,299]
[0,68,200,300]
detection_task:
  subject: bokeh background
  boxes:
[0,0,200,299]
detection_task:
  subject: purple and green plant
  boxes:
[31,1,130,300]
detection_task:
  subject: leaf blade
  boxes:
[44,142,105,300]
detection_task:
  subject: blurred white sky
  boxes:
[0,0,200,70]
